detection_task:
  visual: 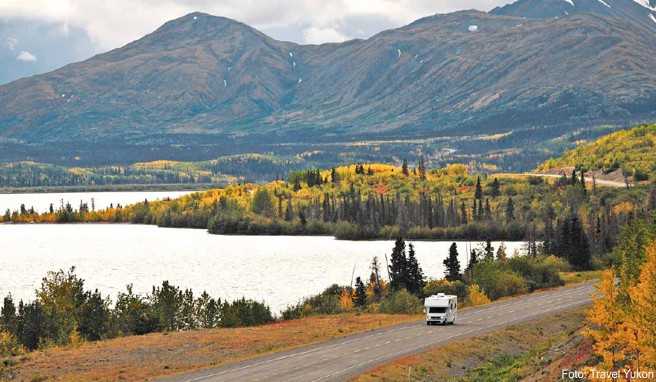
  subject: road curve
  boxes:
[160,282,595,382]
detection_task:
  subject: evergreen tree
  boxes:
[402,160,409,176]
[353,277,367,308]
[19,301,45,351]
[389,238,408,291]
[1,295,17,335]
[284,199,294,221]
[78,289,110,341]
[465,248,479,280]
[443,243,462,281]
[505,197,515,223]
[483,240,495,261]
[484,199,492,220]
[406,244,425,296]
[475,176,483,200]
[418,157,427,180]
[331,168,339,184]
[568,216,592,270]
[490,178,501,198]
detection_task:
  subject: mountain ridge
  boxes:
[1,2,655,168]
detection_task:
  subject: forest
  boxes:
[0,154,305,189]
[540,124,656,182]
[3,161,652,259]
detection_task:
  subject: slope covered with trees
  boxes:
[539,124,656,182]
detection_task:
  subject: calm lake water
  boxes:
[0,224,527,314]
[0,190,197,214]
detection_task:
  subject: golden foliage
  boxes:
[0,330,23,357]
[466,284,491,306]
[626,243,656,368]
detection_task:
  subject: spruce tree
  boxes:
[505,197,515,223]
[389,238,408,291]
[483,240,495,261]
[465,248,479,280]
[443,243,461,281]
[331,168,339,184]
[418,157,427,180]
[353,277,367,308]
[1,295,17,335]
[475,176,483,200]
[490,178,501,198]
[407,244,425,296]
[568,216,592,270]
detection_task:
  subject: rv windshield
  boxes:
[429,307,447,314]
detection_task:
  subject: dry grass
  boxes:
[6,313,419,382]
[351,308,587,382]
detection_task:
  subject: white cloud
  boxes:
[0,1,513,49]
[5,37,18,51]
[16,50,37,62]
[303,26,348,44]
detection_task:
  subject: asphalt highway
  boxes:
[162,282,595,382]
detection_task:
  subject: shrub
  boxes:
[471,261,528,300]
[507,256,566,291]
[378,289,423,314]
[423,279,468,301]
[281,284,350,318]
[0,330,22,357]
[466,284,491,306]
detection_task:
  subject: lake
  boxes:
[0,190,197,214]
[0,224,527,314]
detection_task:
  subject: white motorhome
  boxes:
[424,293,457,325]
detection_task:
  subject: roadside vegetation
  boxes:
[0,268,273,355]
[282,238,571,321]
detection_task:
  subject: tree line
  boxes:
[0,269,272,352]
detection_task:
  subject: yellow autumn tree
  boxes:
[627,242,656,369]
[339,289,354,311]
[585,269,636,378]
[466,284,491,306]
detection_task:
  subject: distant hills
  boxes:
[1,0,655,170]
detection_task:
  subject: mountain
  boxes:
[1,1,656,169]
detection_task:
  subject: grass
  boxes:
[351,308,587,382]
[5,313,419,382]
[560,270,604,285]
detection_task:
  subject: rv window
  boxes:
[429,307,447,314]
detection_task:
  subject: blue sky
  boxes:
[0,0,514,84]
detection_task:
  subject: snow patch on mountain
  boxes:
[563,0,575,6]
[597,0,611,8]
[650,13,656,23]
[634,0,656,11]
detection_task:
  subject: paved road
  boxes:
[162,282,595,382]
[524,173,628,188]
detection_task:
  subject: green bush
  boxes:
[423,279,468,301]
[471,261,528,300]
[507,256,566,291]
[378,289,423,314]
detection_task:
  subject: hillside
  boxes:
[539,124,656,181]
[1,0,656,170]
